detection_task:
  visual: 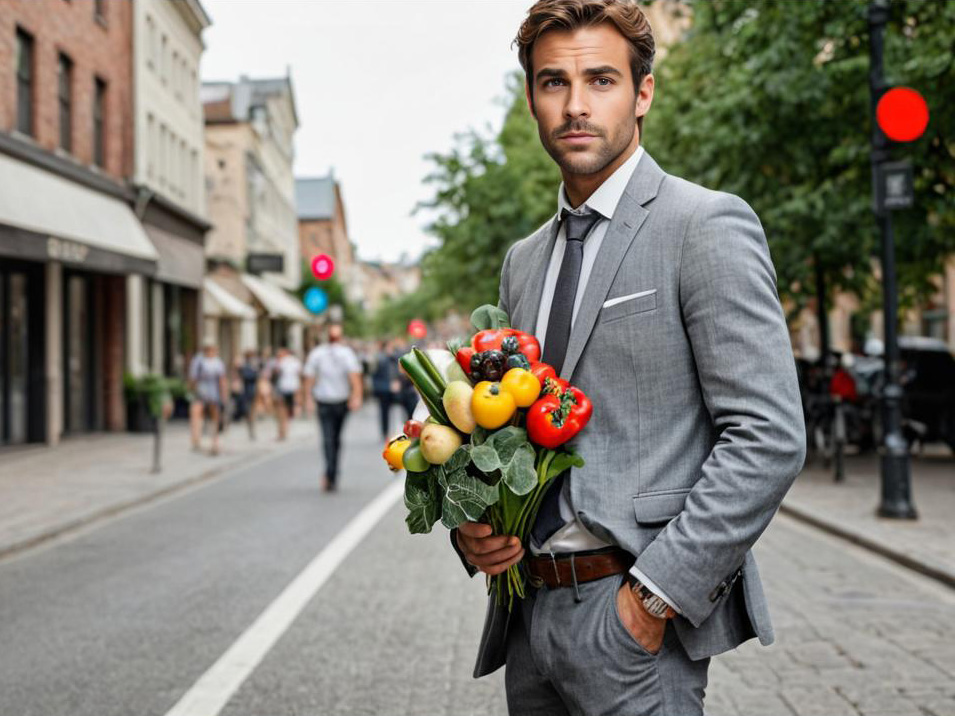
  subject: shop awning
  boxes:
[203,279,256,319]
[0,153,158,274]
[146,224,204,289]
[240,273,313,323]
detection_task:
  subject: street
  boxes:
[1,407,953,716]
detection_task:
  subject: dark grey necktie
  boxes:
[532,206,602,548]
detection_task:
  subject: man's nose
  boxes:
[563,83,590,120]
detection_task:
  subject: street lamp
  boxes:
[868,0,918,519]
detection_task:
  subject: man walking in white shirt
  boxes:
[303,324,363,492]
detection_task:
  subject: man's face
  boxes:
[526,23,652,177]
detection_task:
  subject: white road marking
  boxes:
[163,479,405,716]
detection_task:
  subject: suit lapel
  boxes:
[559,151,667,380]
[515,215,560,334]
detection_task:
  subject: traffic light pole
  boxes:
[868,0,917,519]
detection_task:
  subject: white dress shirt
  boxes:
[528,144,680,614]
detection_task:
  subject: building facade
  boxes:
[0,0,147,446]
[129,0,211,380]
[202,74,309,362]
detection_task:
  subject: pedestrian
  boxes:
[187,340,228,456]
[303,324,363,492]
[452,3,806,714]
[255,347,275,418]
[371,339,400,441]
[273,344,303,442]
[238,349,260,440]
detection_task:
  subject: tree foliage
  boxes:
[647,0,955,315]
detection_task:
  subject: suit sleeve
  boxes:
[448,243,517,576]
[633,192,806,628]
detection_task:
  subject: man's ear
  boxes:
[525,81,536,119]
[636,73,654,120]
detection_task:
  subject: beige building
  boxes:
[128,0,210,381]
[202,74,311,361]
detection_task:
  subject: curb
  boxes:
[0,437,314,564]
[779,501,955,590]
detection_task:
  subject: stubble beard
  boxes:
[540,113,637,177]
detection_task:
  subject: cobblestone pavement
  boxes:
[226,493,955,716]
[783,450,955,587]
[707,515,955,716]
[0,413,316,558]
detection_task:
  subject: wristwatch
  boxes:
[627,575,676,619]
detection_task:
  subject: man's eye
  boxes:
[593,77,613,86]
[543,79,564,87]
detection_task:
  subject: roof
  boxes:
[295,175,337,220]
[201,75,299,126]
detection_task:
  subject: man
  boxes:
[273,344,303,441]
[188,340,228,457]
[303,325,363,492]
[453,2,806,714]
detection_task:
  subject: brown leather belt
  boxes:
[525,547,634,589]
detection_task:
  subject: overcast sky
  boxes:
[200,0,533,263]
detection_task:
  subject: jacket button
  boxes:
[708,581,727,602]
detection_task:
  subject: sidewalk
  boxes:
[782,446,955,588]
[0,413,319,560]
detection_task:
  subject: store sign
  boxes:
[47,237,89,264]
[247,253,284,274]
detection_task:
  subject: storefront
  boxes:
[240,272,312,354]
[0,153,158,445]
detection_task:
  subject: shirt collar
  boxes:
[556,144,644,220]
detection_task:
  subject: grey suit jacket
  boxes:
[464,150,806,678]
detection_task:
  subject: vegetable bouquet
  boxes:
[381,305,593,610]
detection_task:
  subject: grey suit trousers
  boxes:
[505,575,709,716]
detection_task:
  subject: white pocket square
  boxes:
[602,289,656,309]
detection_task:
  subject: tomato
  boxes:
[529,361,557,388]
[499,368,541,408]
[382,435,411,472]
[470,381,517,429]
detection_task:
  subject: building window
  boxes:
[161,35,168,84]
[16,28,34,136]
[94,0,105,24]
[93,77,106,167]
[147,17,156,69]
[58,53,73,151]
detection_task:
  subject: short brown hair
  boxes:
[514,0,655,134]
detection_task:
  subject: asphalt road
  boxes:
[2,403,953,716]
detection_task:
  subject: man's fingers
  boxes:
[457,522,493,538]
[480,548,526,577]
[465,534,519,556]
[465,543,523,570]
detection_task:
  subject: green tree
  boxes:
[647,0,955,318]
[412,73,561,315]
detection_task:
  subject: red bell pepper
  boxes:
[526,384,593,449]
[456,346,476,376]
[472,329,542,363]
[529,361,557,388]
[541,375,569,397]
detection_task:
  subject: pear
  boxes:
[443,381,476,434]
[419,424,463,465]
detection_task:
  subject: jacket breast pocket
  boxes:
[632,488,689,526]
[600,291,657,323]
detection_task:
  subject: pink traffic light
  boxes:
[311,254,335,280]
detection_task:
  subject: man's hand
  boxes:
[616,581,667,655]
[347,395,362,412]
[456,522,524,576]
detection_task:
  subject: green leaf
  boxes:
[488,426,527,466]
[545,450,585,481]
[439,464,500,529]
[470,444,501,473]
[404,469,442,534]
[445,444,472,473]
[470,304,510,331]
[502,443,537,496]
[471,426,490,446]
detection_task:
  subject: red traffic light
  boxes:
[311,254,335,280]
[876,87,929,142]
[407,319,427,339]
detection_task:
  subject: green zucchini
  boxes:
[399,353,449,425]
[413,347,447,393]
